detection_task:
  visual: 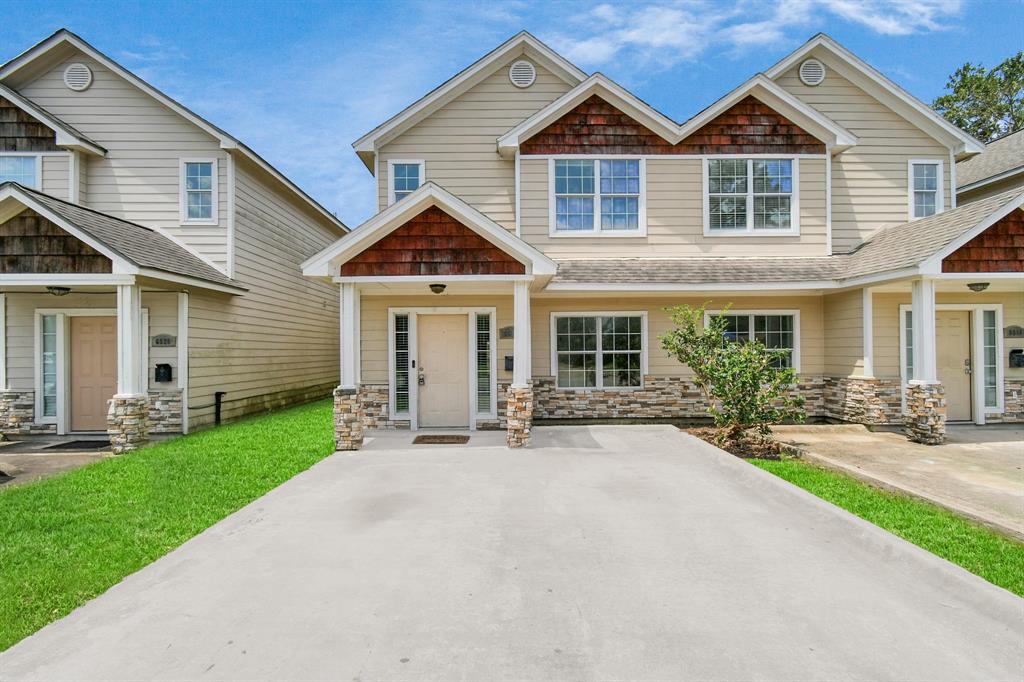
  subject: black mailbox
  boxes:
[1010,349,1024,368]
[154,363,173,383]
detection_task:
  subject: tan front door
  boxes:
[70,316,118,431]
[417,314,469,427]
[936,310,972,421]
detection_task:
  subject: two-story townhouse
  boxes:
[0,30,348,452]
[304,32,1023,449]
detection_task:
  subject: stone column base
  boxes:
[107,394,151,454]
[905,382,946,445]
[334,386,364,451]
[506,386,533,448]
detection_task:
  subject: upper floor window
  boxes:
[0,155,39,188]
[550,158,645,236]
[388,160,424,204]
[909,160,943,220]
[704,158,798,235]
[180,159,217,224]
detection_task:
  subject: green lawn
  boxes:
[753,457,1024,597]
[0,399,335,652]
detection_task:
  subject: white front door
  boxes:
[417,315,469,427]
[936,310,973,421]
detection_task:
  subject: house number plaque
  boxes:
[152,334,177,347]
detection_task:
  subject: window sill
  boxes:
[702,229,800,238]
[554,385,645,392]
[549,230,648,238]
[180,219,219,227]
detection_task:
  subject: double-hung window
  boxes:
[0,154,39,188]
[706,158,797,234]
[713,311,799,370]
[180,159,216,224]
[553,313,645,388]
[388,160,424,204]
[552,159,644,235]
[909,160,943,219]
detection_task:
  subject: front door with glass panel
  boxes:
[935,310,972,421]
[417,315,469,427]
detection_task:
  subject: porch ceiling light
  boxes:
[46,286,71,297]
[429,283,447,294]
[967,282,990,292]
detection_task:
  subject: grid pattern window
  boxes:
[0,156,37,188]
[394,314,410,413]
[707,159,794,233]
[718,313,796,368]
[476,314,491,413]
[184,162,214,221]
[912,162,939,218]
[41,315,57,417]
[554,159,642,233]
[392,163,421,202]
[555,315,643,388]
[983,310,998,407]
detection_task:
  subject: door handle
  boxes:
[964,358,972,375]
[418,372,426,386]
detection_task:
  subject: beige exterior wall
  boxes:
[19,53,231,270]
[376,59,573,230]
[957,175,1024,204]
[775,50,954,253]
[823,289,865,377]
[40,153,70,200]
[519,156,828,257]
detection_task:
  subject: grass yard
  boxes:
[0,399,335,652]
[753,457,1024,597]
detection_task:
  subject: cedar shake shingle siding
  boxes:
[0,209,112,273]
[519,95,825,155]
[942,208,1024,273]
[340,206,526,277]
[0,95,60,152]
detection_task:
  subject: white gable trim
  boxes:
[0,84,105,156]
[919,192,1024,274]
[352,31,587,170]
[302,182,557,278]
[764,33,984,157]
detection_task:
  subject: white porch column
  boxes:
[906,277,946,444]
[116,283,144,395]
[910,278,937,383]
[512,280,532,387]
[339,282,358,389]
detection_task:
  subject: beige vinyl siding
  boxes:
[376,59,573,230]
[775,52,954,253]
[958,175,1024,204]
[519,156,828,257]
[40,153,69,199]
[185,157,340,429]
[2,291,177,393]
[823,289,865,376]
[18,53,230,270]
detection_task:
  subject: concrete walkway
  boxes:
[773,424,1024,539]
[1,426,1021,681]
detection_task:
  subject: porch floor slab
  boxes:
[0,436,111,486]
[772,424,1024,539]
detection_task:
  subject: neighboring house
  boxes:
[0,30,347,452]
[305,31,1023,449]
[957,128,1024,203]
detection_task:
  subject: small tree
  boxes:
[660,304,805,443]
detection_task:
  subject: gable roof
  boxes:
[0,182,245,293]
[0,83,105,155]
[498,73,857,157]
[957,129,1024,192]
[0,29,347,235]
[302,182,556,279]
[764,33,985,158]
[352,31,587,171]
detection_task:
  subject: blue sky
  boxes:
[1,0,1021,226]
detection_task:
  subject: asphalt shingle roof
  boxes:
[957,129,1024,189]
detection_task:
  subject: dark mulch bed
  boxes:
[683,427,783,460]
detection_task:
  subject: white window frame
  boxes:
[702,156,800,236]
[907,158,944,221]
[0,152,43,189]
[179,158,218,226]
[704,309,802,373]
[387,159,425,206]
[548,311,649,390]
[547,157,647,237]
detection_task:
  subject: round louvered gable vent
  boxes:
[798,59,826,86]
[509,60,536,88]
[63,63,93,91]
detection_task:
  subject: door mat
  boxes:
[44,440,110,451]
[412,435,470,445]
[0,471,12,485]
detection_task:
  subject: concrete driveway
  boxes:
[1,426,1021,682]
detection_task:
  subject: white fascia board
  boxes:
[0,273,136,286]
[764,34,984,155]
[135,268,247,295]
[353,31,587,164]
[543,280,838,292]
[958,166,1024,194]
[918,192,1024,273]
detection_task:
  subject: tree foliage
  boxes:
[933,52,1023,141]
[660,304,805,442]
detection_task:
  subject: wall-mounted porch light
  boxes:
[967,282,990,292]
[429,283,447,294]
[46,286,71,297]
